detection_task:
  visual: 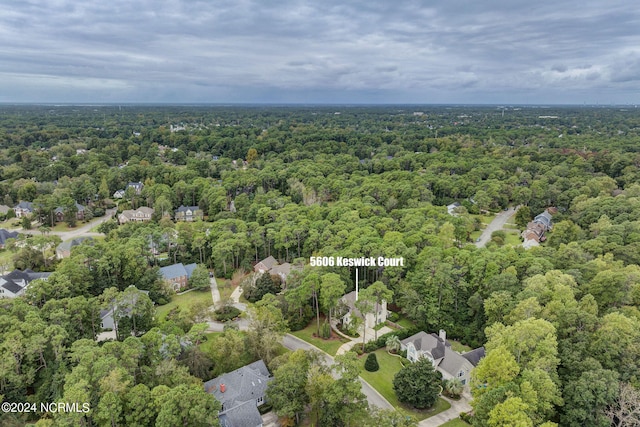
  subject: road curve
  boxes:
[474,206,519,248]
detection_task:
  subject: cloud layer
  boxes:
[1,0,639,104]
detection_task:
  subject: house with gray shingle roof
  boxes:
[204,360,272,427]
[13,201,33,218]
[0,269,51,299]
[174,205,202,221]
[0,229,19,249]
[400,330,484,387]
[159,262,198,291]
[56,237,94,259]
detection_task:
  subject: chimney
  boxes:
[220,384,226,393]
[439,329,446,342]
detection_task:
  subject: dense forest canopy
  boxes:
[0,105,639,426]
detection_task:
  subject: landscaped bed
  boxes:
[290,318,350,356]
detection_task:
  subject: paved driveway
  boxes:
[474,206,519,248]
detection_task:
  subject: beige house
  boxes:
[400,330,485,387]
[341,290,388,330]
[118,207,154,223]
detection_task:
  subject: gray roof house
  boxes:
[127,182,144,194]
[56,237,94,259]
[174,205,202,221]
[0,229,19,249]
[400,330,485,386]
[254,256,278,274]
[159,262,198,291]
[13,201,33,218]
[204,360,273,427]
[0,269,51,299]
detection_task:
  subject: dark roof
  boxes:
[0,229,19,245]
[462,347,486,367]
[57,237,94,253]
[14,201,33,210]
[175,205,200,213]
[1,280,23,294]
[0,269,51,295]
[159,263,197,280]
[204,360,272,426]
[54,202,85,214]
[401,331,450,361]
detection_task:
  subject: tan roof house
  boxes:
[118,207,154,224]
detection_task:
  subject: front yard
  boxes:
[290,318,350,356]
[155,289,214,321]
[359,349,451,421]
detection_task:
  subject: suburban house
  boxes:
[400,330,485,386]
[118,207,155,223]
[54,202,85,223]
[447,202,462,216]
[341,290,388,330]
[253,256,299,285]
[127,181,144,195]
[13,201,33,218]
[204,360,273,427]
[0,269,51,299]
[0,229,19,249]
[56,237,94,259]
[99,287,150,341]
[174,205,202,221]
[522,207,557,249]
[254,256,278,274]
[159,262,197,291]
[113,190,125,199]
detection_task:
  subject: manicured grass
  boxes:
[155,289,214,321]
[359,349,451,420]
[395,315,416,329]
[449,339,472,353]
[217,278,235,301]
[440,418,471,427]
[504,231,522,246]
[291,318,350,356]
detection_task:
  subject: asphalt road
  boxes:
[11,208,117,240]
[474,206,519,248]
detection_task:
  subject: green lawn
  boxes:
[359,349,451,421]
[440,418,471,427]
[504,231,522,246]
[0,249,14,272]
[217,278,235,301]
[291,318,350,356]
[394,315,416,329]
[155,289,214,321]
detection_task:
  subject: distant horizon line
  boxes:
[0,101,638,108]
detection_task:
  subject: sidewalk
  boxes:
[418,392,472,427]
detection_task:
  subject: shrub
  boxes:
[460,412,473,424]
[364,353,379,372]
[214,306,241,322]
[387,312,400,322]
[93,207,105,217]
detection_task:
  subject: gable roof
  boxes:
[14,201,33,211]
[256,256,277,271]
[0,229,19,246]
[54,202,85,214]
[438,346,473,376]
[462,347,486,367]
[401,331,450,361]
[204,360,271,424]
[175,205,200,213]
[57,237,94,253]
[0,269,51,295]
[159,263,189,280]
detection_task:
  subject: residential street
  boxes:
[10,208,117,240]
[474,206,519,248]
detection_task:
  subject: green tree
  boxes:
[319,273,346,326]
[393,358,441,409]
[188,264,210,290]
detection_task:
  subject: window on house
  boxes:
[458,371,464,377]
[257,396,263,405]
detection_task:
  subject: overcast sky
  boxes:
[1,0,639,104]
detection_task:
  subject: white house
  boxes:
[400,330,485,386]
[341,290,388,330]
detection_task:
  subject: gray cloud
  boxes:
[1,0,639,103]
